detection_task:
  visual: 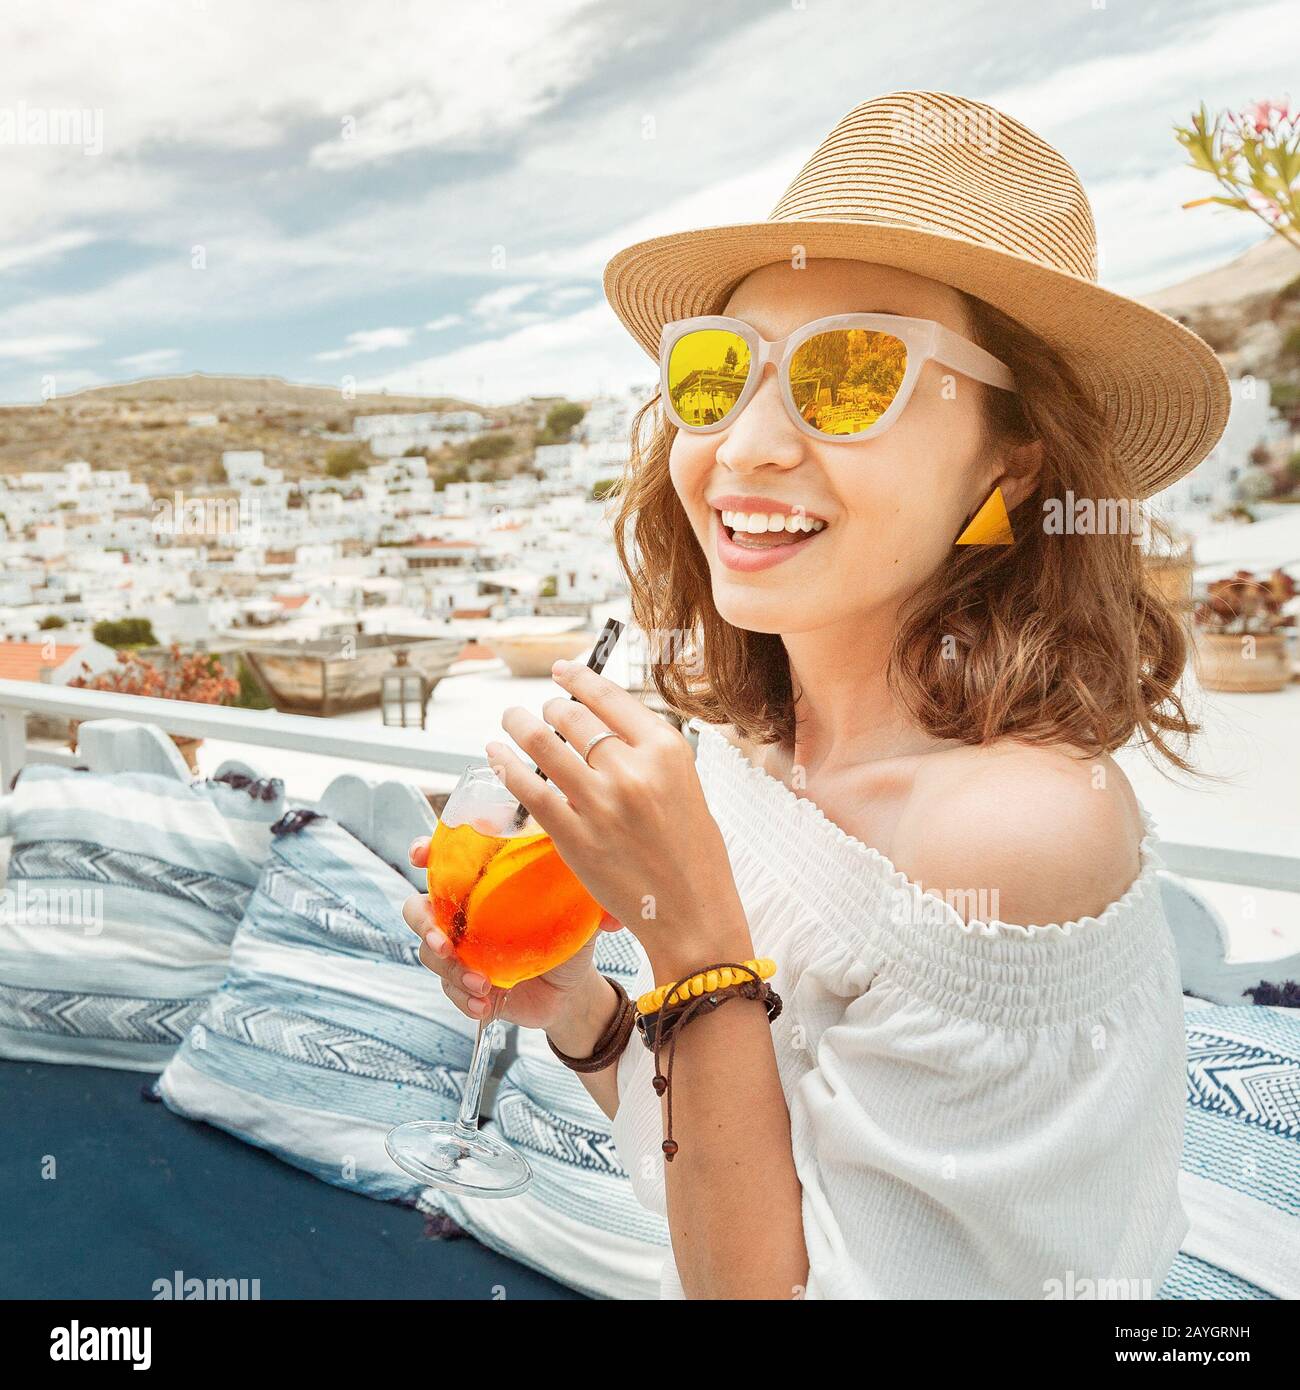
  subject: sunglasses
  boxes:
[660,313,1017,443]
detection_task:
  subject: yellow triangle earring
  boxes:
[954,486,1014,546]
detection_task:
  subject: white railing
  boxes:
[0,678,1297,898]
[0,678,486,789]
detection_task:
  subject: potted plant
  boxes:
[1192,569,1297,692]
[68,644,240,772]
[1175,99,1300,250]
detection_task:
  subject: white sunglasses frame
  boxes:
[659,312,1017,444]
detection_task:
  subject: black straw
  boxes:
[509,617,625,827]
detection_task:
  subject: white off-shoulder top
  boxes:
[610,720,1189,1299]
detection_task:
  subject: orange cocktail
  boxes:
[427,818,604,989]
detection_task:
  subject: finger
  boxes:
[437,962,492,1011]
[484,738,584,831]
[550,659,666,745]
[408,837,430,868]
[417,937,455,977]
[437,973,486,1020]
[598,910,624,933]
[421,925,454,961]
[539,696,625,771]
[499,705,593,796]
[401,893,433,936]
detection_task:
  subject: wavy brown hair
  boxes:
[611,292,1199,773]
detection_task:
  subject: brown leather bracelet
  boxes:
[546,976,636,1074]
[637,976,782,1050]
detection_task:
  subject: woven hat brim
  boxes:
[604,220,1231,500]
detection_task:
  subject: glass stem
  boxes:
[453,986,508,1140]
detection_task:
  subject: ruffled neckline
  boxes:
[690,719,1165,942]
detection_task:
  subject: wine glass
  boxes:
[385,763,605,1198]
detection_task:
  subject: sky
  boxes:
[0,0,1294,407]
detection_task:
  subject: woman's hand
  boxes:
[486,659,753,979]
[401,837,621,1032]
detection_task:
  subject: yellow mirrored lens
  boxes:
[788,329,908,436]
[667,329,751,428]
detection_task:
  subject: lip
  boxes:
[711,508,825,573]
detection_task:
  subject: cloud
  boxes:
[362,300,656,404]
[0,229,97,274]
[115,347,183,372]
[467,282,548,332]
[1,0,1296,407]
[0,333,100,360]
[314,327,416,361]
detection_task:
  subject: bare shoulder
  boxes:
[889,739,1145,928]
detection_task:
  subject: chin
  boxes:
[710,580,823,636]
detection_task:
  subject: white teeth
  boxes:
[719,508,826,534]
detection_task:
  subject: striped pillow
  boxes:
[1157,998,1300,1301]
[422,928,672,1300]
[0,765,284,1072]
[159,815,478,1201]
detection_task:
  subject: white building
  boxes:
[1154,378,1289,520]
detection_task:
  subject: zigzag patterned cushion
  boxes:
[422,927,671,1300]
[0,765,284,1072]
[1158,998,1300,1300]
[158,815,478,1202]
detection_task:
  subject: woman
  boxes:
[404,91,1229,1299]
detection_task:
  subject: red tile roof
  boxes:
[0,642,82,681]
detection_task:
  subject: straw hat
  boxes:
[603,90,1230,499]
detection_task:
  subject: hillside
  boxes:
[0,372,559,489]
[1141,235,1300,315]
[47,372,480,415]
[1139,235,1300,394]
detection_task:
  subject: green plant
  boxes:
[234,654,273,710]
[325,443,365,478]
[539,574,557,598]
[541,400,585,443]
[1176,99,1300,248]
[70,645,239,702]
[38,614,66,630]
[465,432,515,462]
[590,477,621,502]
[1194,568,1296,634]
[92,617,157,648]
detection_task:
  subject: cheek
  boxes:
[668,435,714,528]
[829,437,972,582]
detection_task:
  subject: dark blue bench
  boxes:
[0,1061,581,1301]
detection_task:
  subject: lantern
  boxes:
[381,649,429,729]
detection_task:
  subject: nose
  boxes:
[712,361,805,473]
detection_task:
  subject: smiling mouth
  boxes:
[717,507,829,549]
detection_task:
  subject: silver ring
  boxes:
[581,730,621,765]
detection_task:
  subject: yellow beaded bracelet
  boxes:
[636,958,776,1016]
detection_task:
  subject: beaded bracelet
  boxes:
[636,960,783,1162]
[636,958,776,1015]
